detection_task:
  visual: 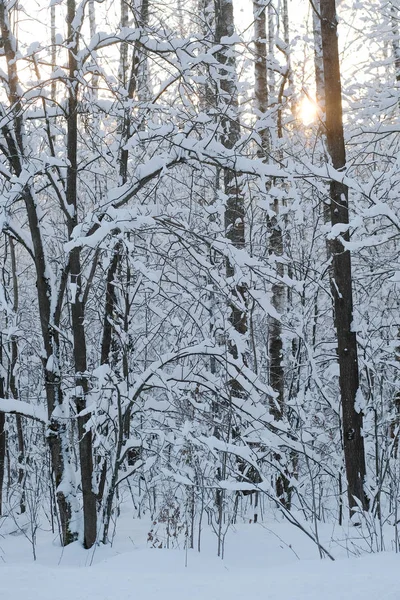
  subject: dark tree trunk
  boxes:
[66,0,96,549]
[100,249,120,366]
[99,0,150,540]
[320,0,368,513]
[9,239,26,513]
[0,1,74,544]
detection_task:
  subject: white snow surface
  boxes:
[0,514,399,599]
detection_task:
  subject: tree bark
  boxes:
[254,0,270,158]
[9,238,26,513]
[312,0,325,110]
[253,0,290,508]
[0,334,5,516]
[320,0,368,513]
[391,2,400,82]
[215,0,246,362]
[0,0,74,544]
[253,0,285,417]
[66,0,97,549]
[213,0,247,529]
[51,4,57,101]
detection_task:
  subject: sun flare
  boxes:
[299,96,318,125]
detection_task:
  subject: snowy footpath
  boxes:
[1,517,399,600]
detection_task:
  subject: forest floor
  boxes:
[0,506,399,599]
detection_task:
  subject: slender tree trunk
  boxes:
[390,6,400,454]
[254,0,270,158]
[254,0,290,507]
[9,238,26,513]
[215,0,246,360]
[391,2,400,82]
[66,0,96,549]
[100,0,150,541]
[320,0,368,514]
[268,2,275,97]
[312,0,325,110]
[214,0,250,527]
[50,5,57,101]
[0,334,5,516]
[88,0,99,95]
[253,0,285,418]
[177,0,184,36]
[0,0,74,544]
[312,0,331,229]
[100,250,120,366]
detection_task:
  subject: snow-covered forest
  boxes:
[0,0,400,592]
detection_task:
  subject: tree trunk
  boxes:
[254,0,270,158]
[66,0,96,550]
[66,0,96,549]
[215,0,246,361]
[9,238,26,513]
[88,0,99,95]
[99,0,151,536]
[320,0,368,514]
[312,0,325,110]
[0,0,74,544]
[391,3,400,82]
[213,0,247,524]
[50,5,57,101]
[253,0,285,416]
[254,0,290,507]
[0,334,5,516]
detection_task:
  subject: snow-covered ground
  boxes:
[1,512,399,599]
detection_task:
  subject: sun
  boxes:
[299,96,318,125]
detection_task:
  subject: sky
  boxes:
[4,0,388,128]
